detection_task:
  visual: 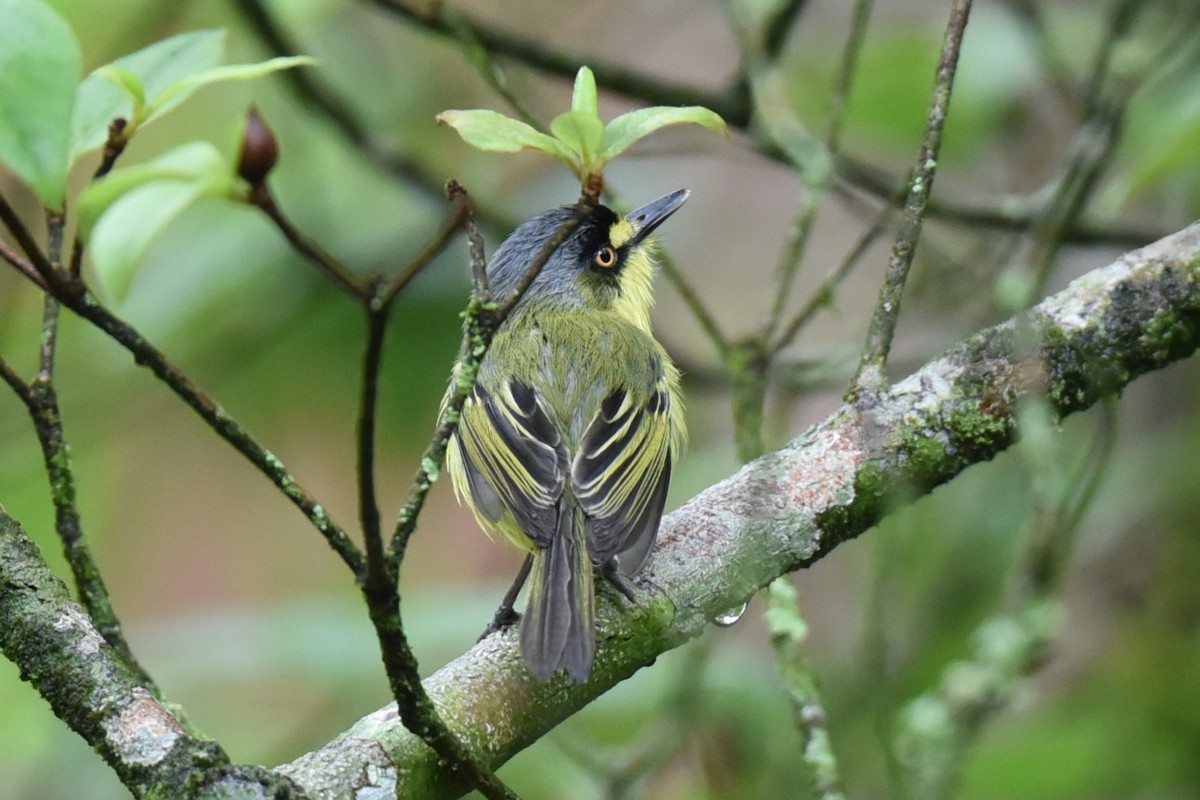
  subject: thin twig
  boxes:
[370,0,752,125]
[39,213,65,379]
[1021,400,1117,596]
[2,356,170,721]
[754,0,873,344]
[247,183,369,300]
[240,0,1162,251]
[850,0,973,395]
[766,578,847,800]
[380,181,473,308]
[47,285,366,578]
[772,205,893,356]
[833,154,1160,248]
[1022,0,1181,304]
[351,183,521,800]
[658,247,728,357]
[443,12,543,130]
[0,357,30,403]
[465,203,489,296]
[1000,0,1080,109]
[763,0,810,58]
[0,237,50,291]
[0,193,59,286]
[355,300,514,795]
[1081,0,1139,117]
[358,306,389,583]
[1025,107,1121,302]
[824,0,875,155]
[494,179,600,319]
[68,118,130,278]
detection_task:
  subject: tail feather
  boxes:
[520,503,594,682]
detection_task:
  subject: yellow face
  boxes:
[605,218,658,334]
[607,218,636,249]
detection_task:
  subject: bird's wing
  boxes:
[453,380,568,548]
[572,384,674,572]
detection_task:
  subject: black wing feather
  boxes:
[574,387,674,568]
[457,381,568,547]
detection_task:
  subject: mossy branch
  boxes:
[0,510,298,799]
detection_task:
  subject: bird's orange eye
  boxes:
[594,244,617,269]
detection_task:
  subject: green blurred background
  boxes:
[3,1,1200,798]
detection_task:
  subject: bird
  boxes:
[446,189,689,683]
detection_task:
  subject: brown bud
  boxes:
[238,107,278,185]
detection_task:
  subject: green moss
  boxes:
[906,435,947,473]
[815,460,888,544]
[946,402,1010,453]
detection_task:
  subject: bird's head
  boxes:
[486,189,689,330]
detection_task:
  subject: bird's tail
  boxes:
[520,501,595,683]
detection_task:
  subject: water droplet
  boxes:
[712,602,748,627]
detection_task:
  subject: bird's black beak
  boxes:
[626,189,690,246]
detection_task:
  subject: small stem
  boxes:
[232,0,455,210]
[752,0,873,344]
[766,579,847,800]
[380,181,472,308]
[1001,0,1079,109]
[727,338,770,464]
[1,358,173,722]
[358,304,389,585]
[849,0,973,395]
[763,0,809,58]
[825,0,875,155]
[361,576,518,799]
[658,247,728,358]
[772,205,893,356]
[832,154,1163,248]
[764,191,821,342]
[51,285,365,578]
[247,183,369,300]
[371,0,751,125]
[68,118,131,278]
[494,190,596,320]
[0,237,50,291]
[464,204,489,296]
[0,192,59,287]
[353,188,516,800]
[39,212,67,380]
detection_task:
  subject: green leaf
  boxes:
[93,65,146,111]
[89,181,211,302]
[439,65,726,181]
[570,66,598,116]
[0,0,82,209]
[437,109,574,162]
[71,29,226,159]
[550,110,604,163]
[77,141,231,236]
[83,141,237,301]
[597,105,728,164]
[147,56,316,118]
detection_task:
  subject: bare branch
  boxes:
[0,509,297,798]
[851,0,972,393]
